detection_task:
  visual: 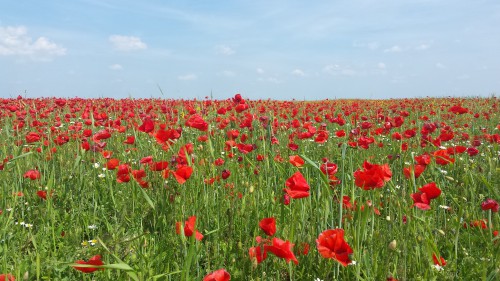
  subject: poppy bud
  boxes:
[388,240,397,251]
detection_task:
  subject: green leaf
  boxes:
[138,183,156,209]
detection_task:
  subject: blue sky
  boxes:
[1,0,499,100]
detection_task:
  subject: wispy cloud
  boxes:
[256,68,265,74]
[177,73,197,81]
[291,69,306,77]
[415,43,431,51]
[323,64,356,76]
[109,35,147,51]
[258,77,282,83]
[353,41,379,50]
[215,45,235,55]
[109,64,123,70]
[435,62,446,69]
[0,25,66,60]
[384,45,402,53]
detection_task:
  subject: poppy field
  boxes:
[0,95,499,280]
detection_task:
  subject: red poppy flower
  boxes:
[288,142,299,151]
[414,154,431,166]
[283,194,291,205]
[249,246,267,264]
[411,193,431,210]
[176,216,203,241]
[335,130,346,137]
[315,130,329,143]
[411,182,441,210]
[116,164,131,183]
[226,129,239,140]
[418,182,441,200]
[320,162,338,176]
[154,128,182,144]
[23,169,41,180]
[284,171,310,199]
[123,135,135,144]
[236,143,255,154]
[289,155,304,167]
[432,253,446,266]
[130,169,145,180]
[403,164,425,179]
[149,161,169,171]
[138,118,154,133]
[37,190,48,200]
[316,228,353,266]
[172,165,193,184]
[446,145,466,155]
[92,130,111,143]
[140,156,153,164]
[177,143,194,164]
[466,147,479,156]
[297,242,310,255]
[26,131,41,143]
[259,217,276,236]
[73,255,104,273]
[221,169,231,180]
[433,149,455,165]
[214,158,225,166]
[464,219,488,229]
[354,161,392,190]
[203,269,231,281]
[449,105,468,114]
[106,158,120,170]
[101,150,112,159]
[481,198,499,212]
[0,274,15,281]
[264,237,298,265]
[186,114,208,131]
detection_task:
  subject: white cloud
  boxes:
[177,74,197,81]
[109,64,123,70]
[256,68,265,74]
[323,64,356,76]
[384,45,402,53]
[109,35,147,51]
[215,44,235,55]
[377,62,386,69]
[353,41,379,50]
[0,25,66,60]
[415,44,430,50]
[291,69,306,77]
[436,62,446,69]
[323,64,341,74]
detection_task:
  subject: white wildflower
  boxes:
[432,264,444,271]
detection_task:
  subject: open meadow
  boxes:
[0,95,499,280]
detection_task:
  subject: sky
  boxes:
[1,0,499,100]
